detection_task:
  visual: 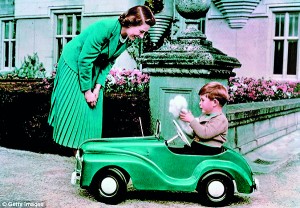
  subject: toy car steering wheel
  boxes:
[173,120,191,147]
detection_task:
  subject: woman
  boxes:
[48,5,155,149]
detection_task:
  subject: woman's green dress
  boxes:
[48,18,129,148]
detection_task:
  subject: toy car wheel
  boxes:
[198,173,234,206]
[92,168,127,205]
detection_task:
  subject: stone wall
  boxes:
[226,98,300,154]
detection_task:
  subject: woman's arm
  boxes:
[77,21,110,92]
[93,84,101,100]
[95,61,114,87]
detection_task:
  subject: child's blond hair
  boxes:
[198,82,229,106]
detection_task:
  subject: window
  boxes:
[2,20,16,70]
[199,17,206,34]
[55,13,81,62]
[273,12,299,78]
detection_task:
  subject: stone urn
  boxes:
[175,0,211,39]
[175,0,211,19]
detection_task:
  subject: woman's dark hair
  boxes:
[118,5,156,27]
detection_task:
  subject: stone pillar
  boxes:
[139,0,241,141]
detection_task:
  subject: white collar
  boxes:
[119,35,128,43]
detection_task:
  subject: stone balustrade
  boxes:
[226,98,300,154]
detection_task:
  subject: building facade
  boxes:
[0,0,300,80]
[207,0,300,80]
[0,0,142,75]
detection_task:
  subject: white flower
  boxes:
[107,74,116,85]
[271,85,277,92]
[242,83,248,88]
[230,85,238,92]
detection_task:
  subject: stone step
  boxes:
[244,129,300,174]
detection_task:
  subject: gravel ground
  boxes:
[0,146,299,208]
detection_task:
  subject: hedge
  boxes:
[0,80,151,156]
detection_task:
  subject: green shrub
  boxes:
[0,53,46,79]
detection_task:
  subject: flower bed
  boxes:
[104,68,151,137]
[228,77,300,104]
[105,71,300,104]
[105,68,150,94]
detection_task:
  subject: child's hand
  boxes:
[179,109,194,123]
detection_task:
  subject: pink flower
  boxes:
[105,68,150,93]
[227,76,300,104]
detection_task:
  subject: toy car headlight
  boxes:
[254,177,259,191]
[75,149,83,161]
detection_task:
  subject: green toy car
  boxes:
[71,120,258,206]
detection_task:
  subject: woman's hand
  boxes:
[179,109,195,123]
[84,90,97,108]
[93,84,101,100]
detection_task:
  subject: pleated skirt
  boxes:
[48,57,103,148]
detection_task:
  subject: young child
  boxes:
[179,82,229,155]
